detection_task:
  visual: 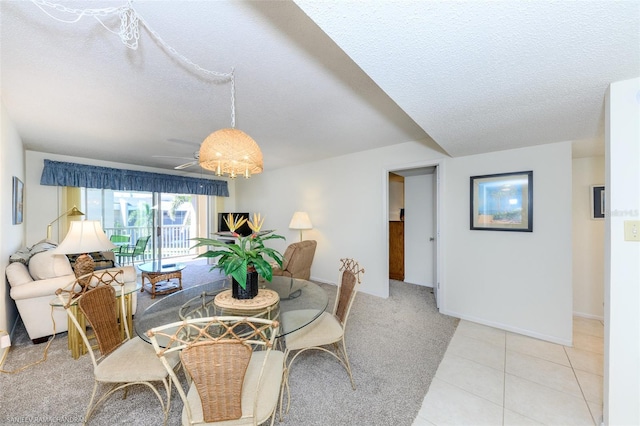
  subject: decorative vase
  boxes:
[232,268,259,299]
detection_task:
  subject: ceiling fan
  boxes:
[153,138,201,170]
[153,150,200,170]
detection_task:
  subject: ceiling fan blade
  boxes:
[152,155,196,160]
[175,161,198,170]
[167,138,201,147]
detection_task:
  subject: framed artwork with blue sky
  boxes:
[470,171,533,232]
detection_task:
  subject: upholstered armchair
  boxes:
[272,240,317,281]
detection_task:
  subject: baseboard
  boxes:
[439,309,573,346]
[0,319,20,368]
[573,311,604,321]
[309,276,335,286]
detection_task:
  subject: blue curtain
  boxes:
[40,159,228,197]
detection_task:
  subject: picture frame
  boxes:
[470,171,533,232]
[590,185,605,219]
[12,176,24,225]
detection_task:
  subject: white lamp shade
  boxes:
[289,212,313,230]
[53,220,116,254]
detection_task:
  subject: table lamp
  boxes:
[53,220,116,287]
[289,211,313,241]
[46,206,85,240]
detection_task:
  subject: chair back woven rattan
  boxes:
[148,316,284,426]
[78,285,122,356]
[334,258,361,324]
[56,270,175,425]
[56,269,129,365]
[181,340,252,422]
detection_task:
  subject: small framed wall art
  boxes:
[470,170,533,232]
[12,176,24,225]
[591,185,605,220]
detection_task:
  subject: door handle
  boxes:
[429,237,435,241]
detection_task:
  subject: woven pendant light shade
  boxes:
[199,128,263,178]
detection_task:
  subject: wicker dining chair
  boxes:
[279,258,364,416]
[56,270,179,425]
[147,316,284,426]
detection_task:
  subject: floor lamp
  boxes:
[46,206,85,240]
[289,212,313,242]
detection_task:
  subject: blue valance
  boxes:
[40,159,228,197]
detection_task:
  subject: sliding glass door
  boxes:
[82,188,203,263]
[154,192,198,260]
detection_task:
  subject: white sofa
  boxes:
[7,249,137,343]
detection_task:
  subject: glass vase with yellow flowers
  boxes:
[192,213,285,299]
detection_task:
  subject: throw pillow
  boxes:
[28,250,74,280]
[9,247,30,265]
[29,240,58,257]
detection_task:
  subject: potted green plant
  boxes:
[192,213,285,299]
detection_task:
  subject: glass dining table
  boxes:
[134,275,329,342]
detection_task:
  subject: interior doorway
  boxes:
[386,162,441,309]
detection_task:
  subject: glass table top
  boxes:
[137,260,187,274]
[135,275,329,341]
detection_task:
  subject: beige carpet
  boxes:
[0,259,458,425]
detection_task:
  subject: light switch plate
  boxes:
[624,220,640,242]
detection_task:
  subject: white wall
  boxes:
[236,141,445,298]
[404,173,433,286]
[572,156,605,319]
[439,143,574,345]
[1,100,24,340]
[604,77,640,426]
[237,140,574,344]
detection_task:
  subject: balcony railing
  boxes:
[104,225,194,261]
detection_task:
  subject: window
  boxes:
[81,188,206,261]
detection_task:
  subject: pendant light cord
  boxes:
[30,0,233,81]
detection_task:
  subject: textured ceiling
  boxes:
[1,1,638,174]
[296,0,640,157]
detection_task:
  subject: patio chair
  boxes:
[55,270,179,424]
[109,234,130,255]
[117,235,150,265]
[147,316,284,426]
[279,258,364,417]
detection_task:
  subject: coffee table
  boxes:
[138,261,186,299]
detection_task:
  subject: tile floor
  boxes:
[413,317,604,426]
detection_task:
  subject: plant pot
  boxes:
[232,269,259,299]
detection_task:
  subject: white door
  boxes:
[404,174,434,286]
[432,167,440,309]
[388,164,441,309]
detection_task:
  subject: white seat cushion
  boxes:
[95,336,179,383]
[283,310,343,350]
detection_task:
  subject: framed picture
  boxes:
[470,171,533,232]
[12,176,24,225]
[591,185,605,219]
